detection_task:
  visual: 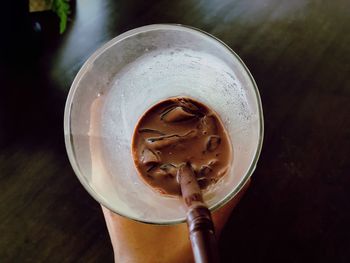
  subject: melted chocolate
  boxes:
[131,97,232,196]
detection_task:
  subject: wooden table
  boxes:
[1,0,350,262]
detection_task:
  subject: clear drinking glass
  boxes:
[64,24,263,261]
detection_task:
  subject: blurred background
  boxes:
[1,0,350,262]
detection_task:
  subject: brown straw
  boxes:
[177,163,220,263]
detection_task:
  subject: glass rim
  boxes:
[64,24,264,225]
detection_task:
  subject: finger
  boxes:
[88,96,108,187]
[212,179,251,236]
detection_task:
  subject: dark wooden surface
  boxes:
[1,0,350,262]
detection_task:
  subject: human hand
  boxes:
[89,96,250,263]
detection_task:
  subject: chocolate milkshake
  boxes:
[132,97,232,196]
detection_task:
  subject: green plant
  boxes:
[50,0,70,33]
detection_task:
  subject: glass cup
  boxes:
[64,24,263,262]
